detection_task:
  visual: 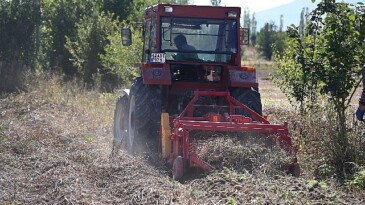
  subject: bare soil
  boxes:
[1,75,364,204]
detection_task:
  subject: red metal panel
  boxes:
[229,70,258,87]
[169,82,227,94]
[141,65,171,85]
[177,121,288,134]
[178,121,290,146]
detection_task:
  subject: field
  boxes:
[1,66,365,204]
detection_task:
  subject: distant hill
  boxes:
[254,0,360,30]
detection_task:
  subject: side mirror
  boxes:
[121,28,132,46]
[240,27,250,45]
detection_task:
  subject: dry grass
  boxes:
[0,73,185,204]
[241,47,293,109]
[0,61,26,93]
[1,71,365,204]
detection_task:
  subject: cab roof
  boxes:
[144,4,241,19]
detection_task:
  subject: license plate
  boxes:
[150,53,166,63]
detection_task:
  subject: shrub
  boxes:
[348,166,365,190]
[274,1,365,180]
[0,0,36,66]
[40,0,95,75]
[100,27,141,86]
[66,11,122,90]
[0,0,37,92]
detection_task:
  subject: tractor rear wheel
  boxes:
[113,92,129,153]
[126,77,161,153]
[231,87,262,117]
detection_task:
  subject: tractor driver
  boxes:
[356,64,365,121]
[173,34,199,61]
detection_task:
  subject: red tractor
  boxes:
[114,4,299,179]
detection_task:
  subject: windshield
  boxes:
[161,17,237,63]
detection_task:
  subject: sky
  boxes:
[191,0,357,29]
[192,0,299,13]
[191,0,306,29]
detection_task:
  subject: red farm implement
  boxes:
[113,4,300,179]
[161,91,298,179]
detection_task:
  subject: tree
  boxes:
[113,0,171,21]
[243,7,251,29]
[298,7,308,36]
[257,22,276,60]
[274,1,365,178]
[170,0,191,4]
[251,12,257,46]
[0,0,38,92]
[65,11,117,86]
[102,0,134,21]
[41,0,95,75]
[100,28,141,85]
[274,31,287,57]
[0,0,37,66]
[210,0,221,6]
[257,20,287,60]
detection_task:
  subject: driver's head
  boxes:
[174,34,187,49]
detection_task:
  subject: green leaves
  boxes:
[273,32,320,112]
[274,1,365,179]
[257,22,287,60]
[0,0,37,65]
[100,26,142,85]
[275,1,365,113]
[65,11,119,84]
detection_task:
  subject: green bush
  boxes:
[274,1,365,180]
[40,0,95,75]
[39,0,99,75]
[257,22,287,60]
[100,27,141,86]
[348,165,365,190]
[0,0,37,92]
[0,0,36,65]
[66,11,122,90]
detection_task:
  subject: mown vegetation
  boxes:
[1,72,364,204]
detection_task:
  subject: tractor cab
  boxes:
[122,4,253,88]
[159,15,239,64]
[123,4,249,62]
